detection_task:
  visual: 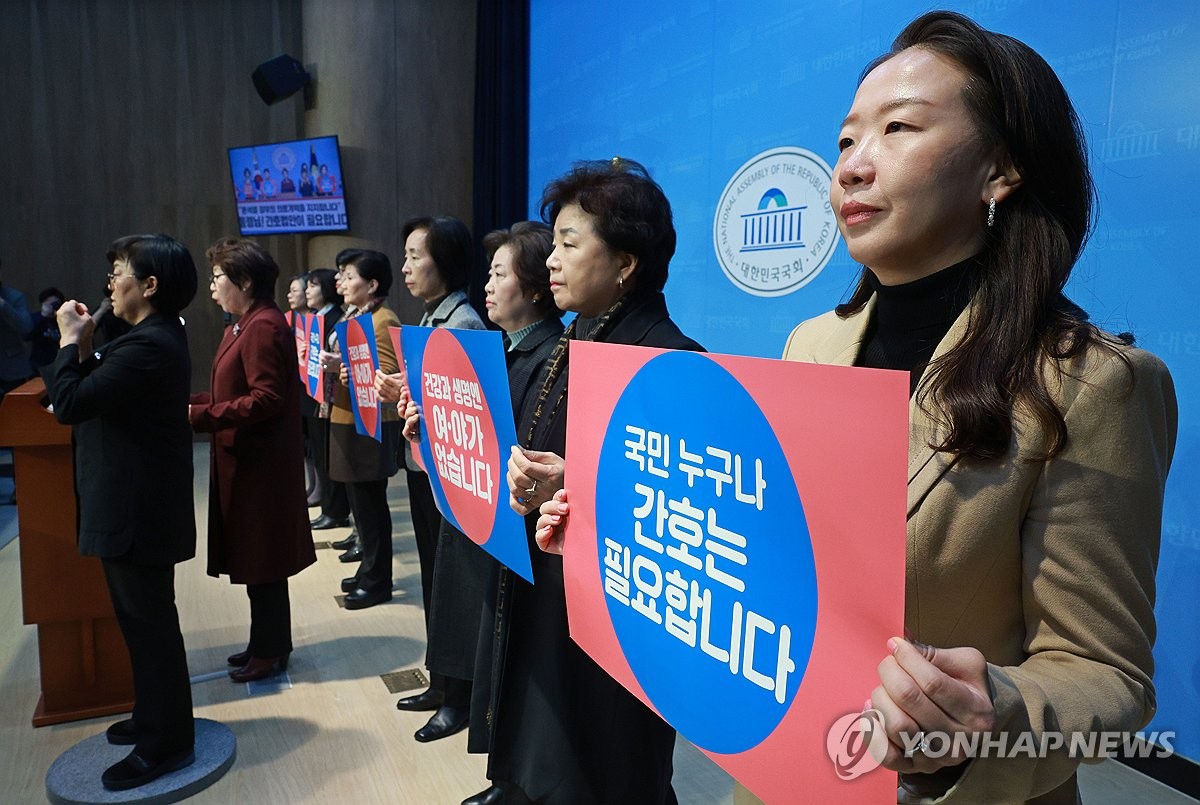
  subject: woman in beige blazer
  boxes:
[783,11,1177,805]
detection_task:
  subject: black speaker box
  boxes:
[251,54,310,105]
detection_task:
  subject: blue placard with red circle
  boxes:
[293,312,310,387]
[403,325,534,583]
[335,316,381,441]
[306,315,325,402]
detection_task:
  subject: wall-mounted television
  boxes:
[227,135,349,236]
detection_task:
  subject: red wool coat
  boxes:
[190,300,316,584]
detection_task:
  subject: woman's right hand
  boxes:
[869,637,995,775]
[535,489,570,555]
[56,300,94,350]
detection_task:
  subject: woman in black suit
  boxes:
[478,160,702,805]
[46,233,198,791]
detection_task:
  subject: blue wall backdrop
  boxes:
[529,0,1200,761]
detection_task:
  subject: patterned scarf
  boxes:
[523,295,630,449]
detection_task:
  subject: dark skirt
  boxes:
[328,420,400,482]
[426,520,497,681]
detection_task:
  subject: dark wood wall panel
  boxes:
[301,0,477,325]
[0,0,475,390]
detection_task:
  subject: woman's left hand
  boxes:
[319,349,341,375]
[535,489,570,554]
[374,369,407,403]
[402,399,421,442]
[507,445,564,517]
[869,637,995,774]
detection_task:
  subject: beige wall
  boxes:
[0,0,477,389]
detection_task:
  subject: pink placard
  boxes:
[563,342,908,803]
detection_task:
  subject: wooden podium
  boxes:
[0,377,133,726]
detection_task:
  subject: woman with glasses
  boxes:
[190,238,316,682]
[46,234,198,790]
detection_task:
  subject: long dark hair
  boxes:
[837,11,1128,461]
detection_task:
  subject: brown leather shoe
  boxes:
[229,654,289,682]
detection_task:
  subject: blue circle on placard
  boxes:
[596,351,816,754]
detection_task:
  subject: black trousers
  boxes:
[405,469,449,693]
[101,559,194,758]
[309,415,349,520]
[443,674,472,708]
[346,478,391,593]
[406,469,440,631]
[246,579,292,658]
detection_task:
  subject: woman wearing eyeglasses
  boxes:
[190,238,317,682]
[46,234,198,791]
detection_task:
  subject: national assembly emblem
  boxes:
[712,147,840,297]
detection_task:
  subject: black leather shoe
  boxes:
[226,648,251,667]
[105,719,137,746]
[101,748,195,791]
[330,532,358,550]
[462,785,506,805]
[395,687,442,711]
[338,545,363,563]
[343,587,391,610]
[340,576,359,593]
[414,704,469,742]
[311,514,350,530]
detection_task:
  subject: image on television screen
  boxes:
[227,135,349,235]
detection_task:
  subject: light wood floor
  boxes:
[0,447,1191,804]
[0,445,733,804]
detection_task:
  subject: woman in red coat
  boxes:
[190,238,316,682]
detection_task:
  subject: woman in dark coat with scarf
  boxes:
[475,159,702,805]
[400,222,564,754]
[190,238,316,682]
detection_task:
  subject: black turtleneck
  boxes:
[856,256,977,395]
